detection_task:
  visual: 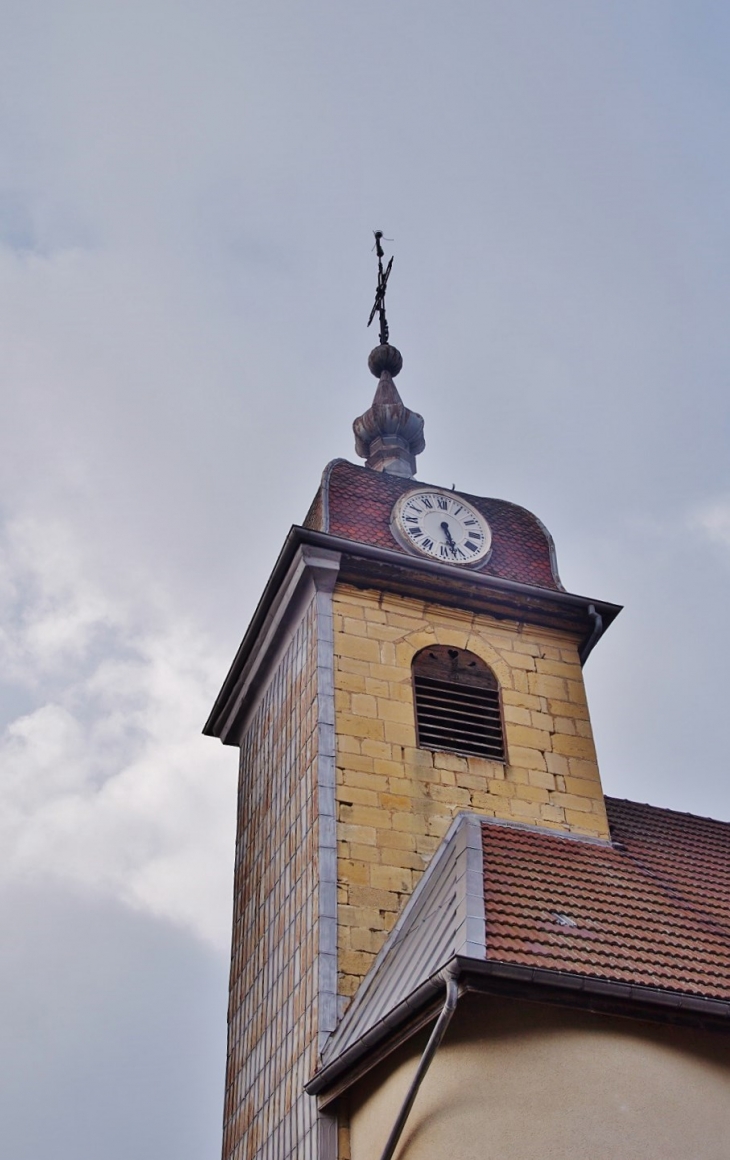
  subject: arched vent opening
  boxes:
[412,646,505,761]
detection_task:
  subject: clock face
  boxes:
[391,489,492,566]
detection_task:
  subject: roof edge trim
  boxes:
[205,527,621,740]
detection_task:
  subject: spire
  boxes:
[353,233,426,478]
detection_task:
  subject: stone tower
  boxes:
[205,322,620,1158]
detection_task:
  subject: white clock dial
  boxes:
[391,489,492,566]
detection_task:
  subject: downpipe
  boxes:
[579,603,604,666]
[378,972,460,1160]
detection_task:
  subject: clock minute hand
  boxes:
[440,521,458,555]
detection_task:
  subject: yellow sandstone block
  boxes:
[342,769,389,792]
[350,693,377,718]
[502,689,543,712]
[545,752,570,776]
[337,734,361,755]
[528,769,557,791]
[376,699,413,724]
[383,721,415,746]
[549,792,595,813]
[380,848,426,871]
[338,823,377,845]
[519,784,550,804]
[348,843,380,863]
[566,679,588,705]
[527,673,567,699]
[427,815,452,838]
[487,779,517,798]
[339,975,360,998]
[360,739,393,760]
[338,714,386,741]
[547,698,589,720]
[539,804,566,824]
[564,808,608,836]
[337,753,375,773]
[333,594,366,615]
[377,829,416,850]
[342,617,369,637]
[385,777,421,797]
[550,734,596,759]
[430,784,471,806]
[336,635,382,663]
[338,860,370,886]
[366,663,406,683]
[567,758,600,781]
[535,658,579,679]
[339,949,374,976]
[336,785,379,807]
[505,652,537,671]
[372,758,407,779]
[508,724,552,751]
[503,705,532,727]
[348,884,401,911]
[377,793,410,812]
[510,798,542,819]
[402,747,435,768]
[370,864,413,893]
[340,803,391,829]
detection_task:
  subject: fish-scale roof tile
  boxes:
[303,460,561,590]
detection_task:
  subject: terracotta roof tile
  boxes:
[303,459,561,591]
[482,798,730,1001]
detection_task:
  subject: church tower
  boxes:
[204,241,620,1160]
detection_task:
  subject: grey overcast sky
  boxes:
[1,1,729,1155]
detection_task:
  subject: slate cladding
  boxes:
[483,797,730,1001]
[223,604,320,1160]
[303,459,561,591]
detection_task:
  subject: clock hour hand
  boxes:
[440,521,457,555]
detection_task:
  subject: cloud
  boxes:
[693,497,730,551]
[0,514,236,951]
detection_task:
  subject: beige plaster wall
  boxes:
[333,583,609,996]
[346,997,730,1160]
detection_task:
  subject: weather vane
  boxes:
[367,230,393,346]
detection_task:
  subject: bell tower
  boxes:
[205,239,620,1159]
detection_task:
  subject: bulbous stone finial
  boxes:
[367,343,403,379]
[353,344,426,478]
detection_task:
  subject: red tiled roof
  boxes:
[482,797,730,1002]
[303,459,560,590]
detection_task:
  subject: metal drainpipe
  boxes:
[579,603,604,666]
[378,972,460,1160]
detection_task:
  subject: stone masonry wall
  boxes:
[223,600,321,1160]
[333,583,609,999]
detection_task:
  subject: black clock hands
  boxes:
[441,521,457,556]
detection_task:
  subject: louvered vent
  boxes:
[412,646,505,761]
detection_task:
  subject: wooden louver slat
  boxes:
[412,646,506,761]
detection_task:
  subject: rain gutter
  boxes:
[308,957,730,1105]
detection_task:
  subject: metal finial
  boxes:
[367,230,393,346]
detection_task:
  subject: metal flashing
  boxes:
[321,813,480,1070]
[205,540,341,743]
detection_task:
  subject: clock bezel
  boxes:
[390,487,493,568]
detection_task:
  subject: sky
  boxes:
[1,1,730,1155]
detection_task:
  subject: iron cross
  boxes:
[367,230,394,346]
